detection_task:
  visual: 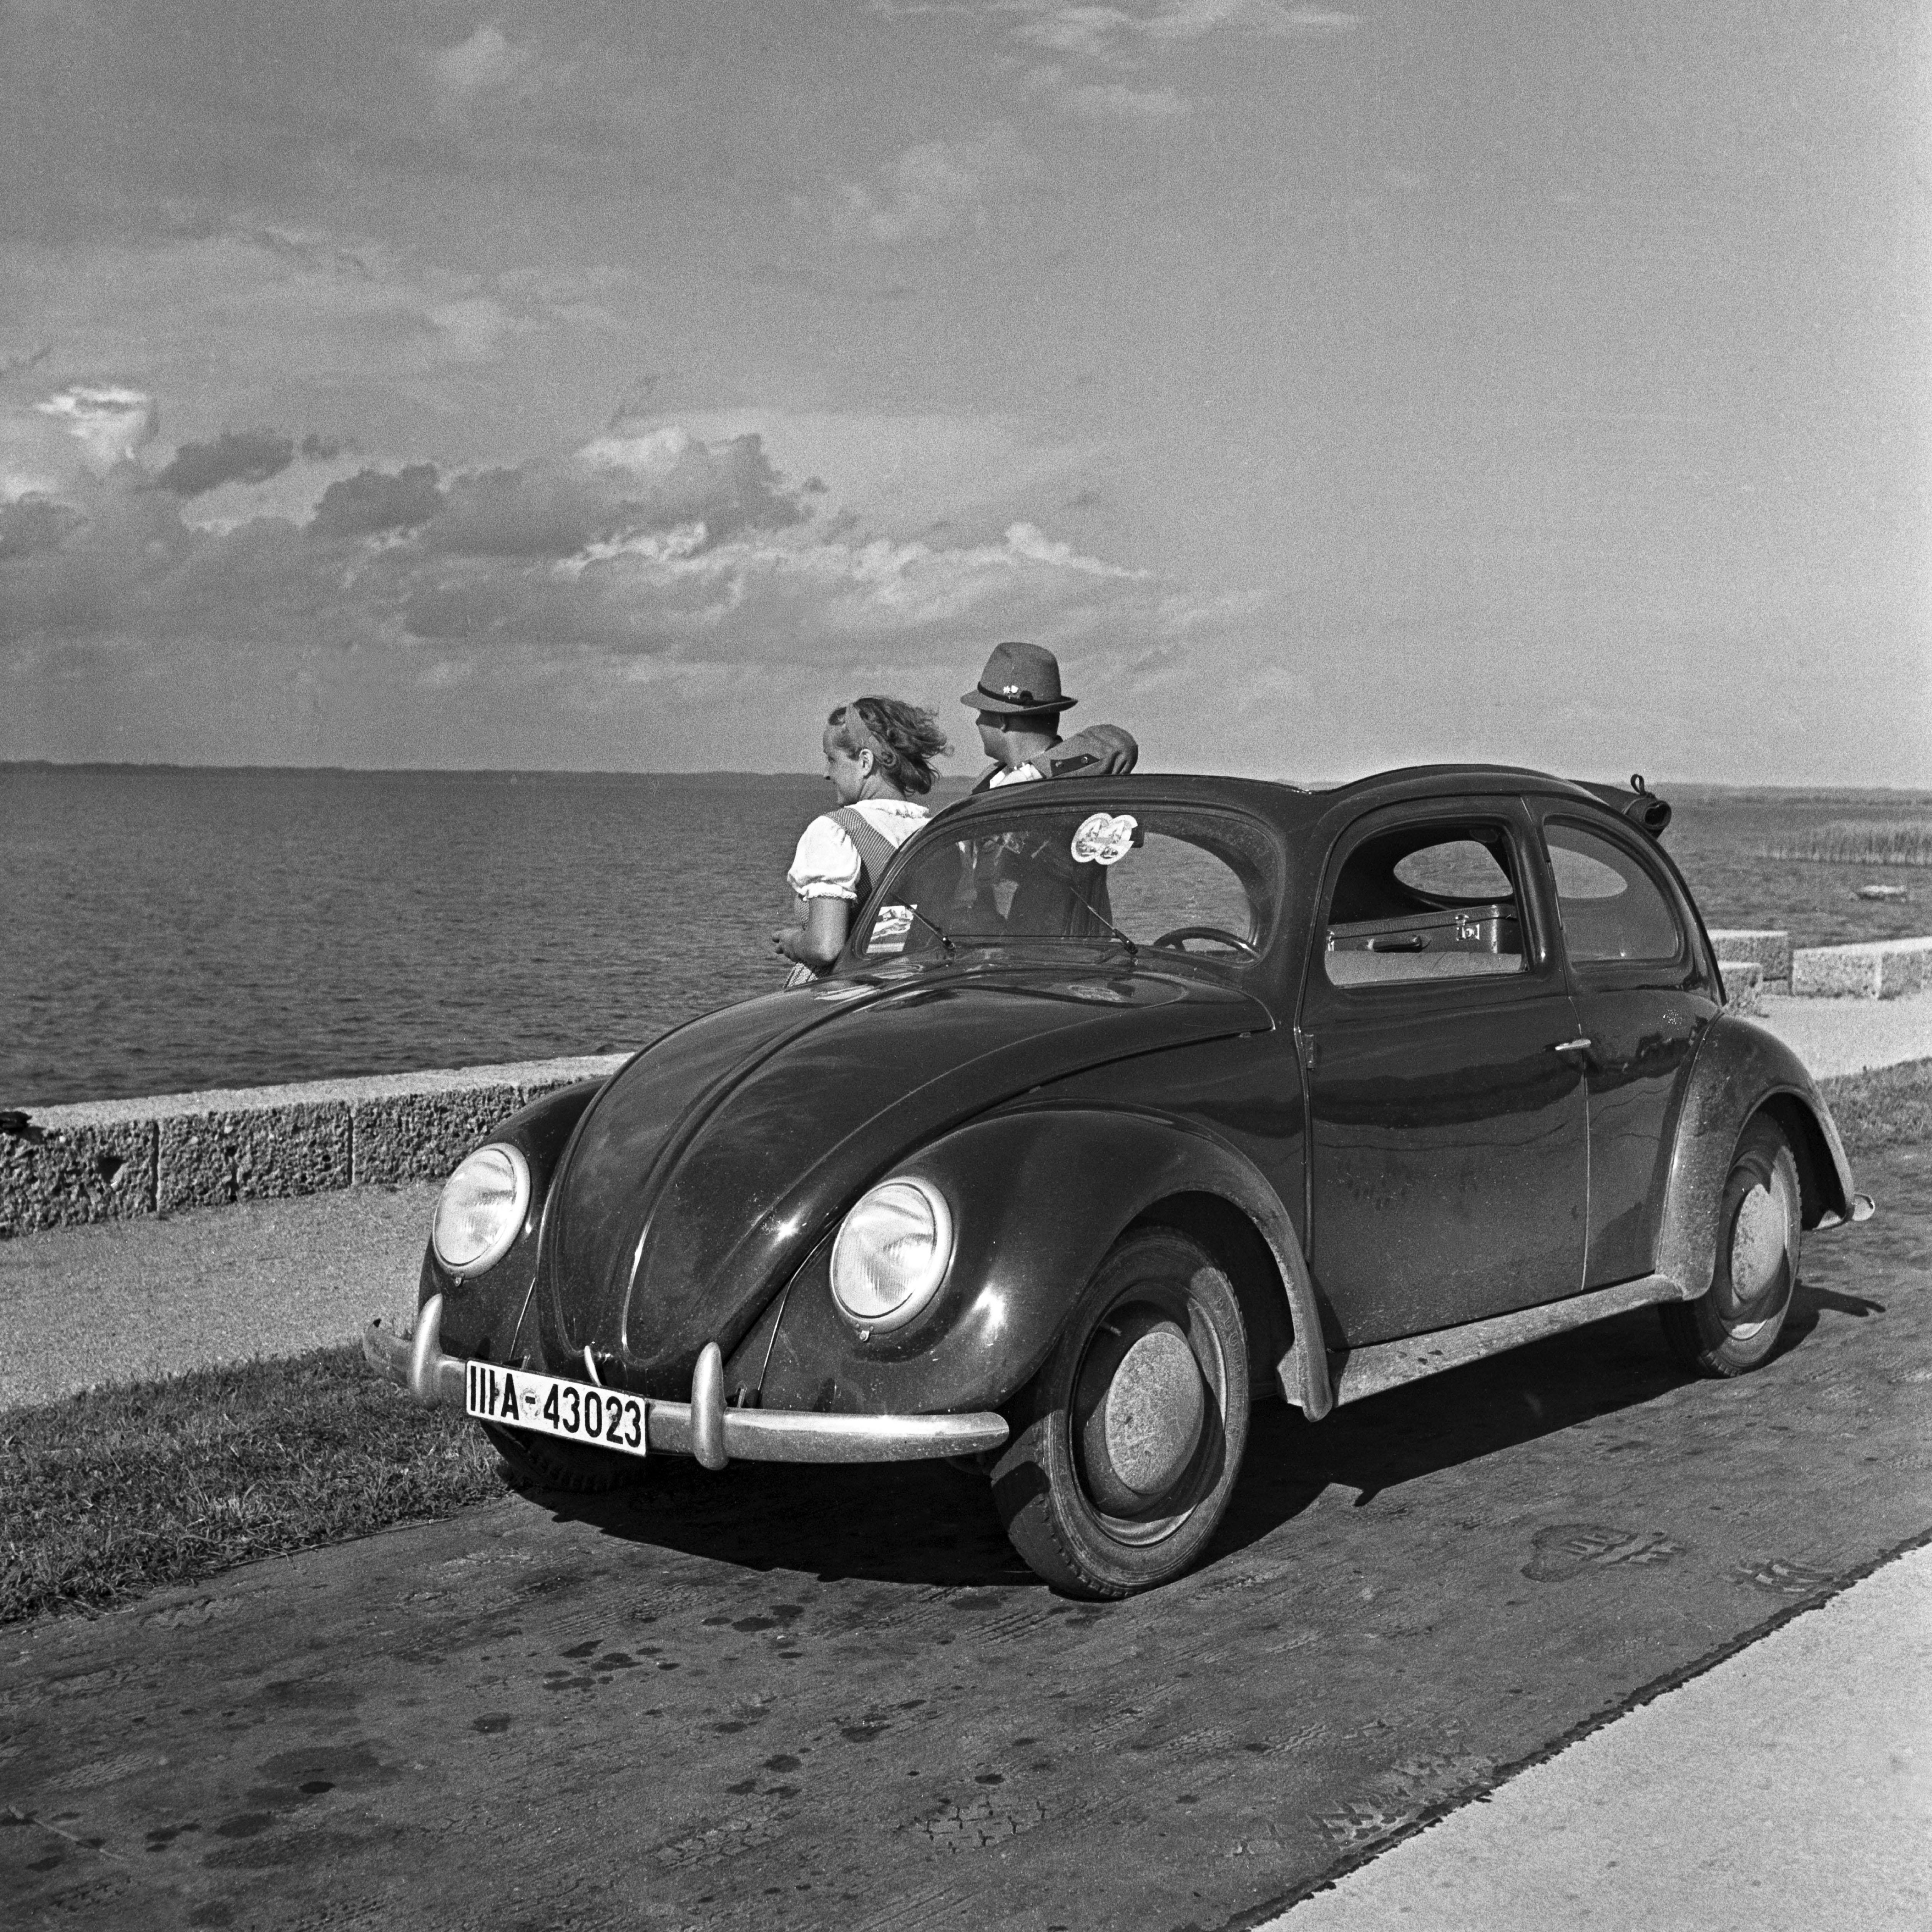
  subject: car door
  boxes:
[1535,810,1723,1289]
[1301,797,1590,1346]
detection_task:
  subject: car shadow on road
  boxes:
[1211,1306,1692,1557]
[526,1448,1031,1590]
[525,1282,1875,1593]
[1211,1274,1877,1559]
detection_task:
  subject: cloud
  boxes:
[32,384,159,470]
[0,495,84,561]
[309,463,444,537]
[0,399,1251,770]
[1030,70,1191,118]
[1005,1,1357,58]
[0,411,829,654]
[834,133,1037,244]
[422,428,814,560]
[872,4,1354,127]
[3,224,603,424]
[0,345,54,383]
[427,25,533,101]
[154,428,297,497]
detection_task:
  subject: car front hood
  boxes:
[535,961,1270,1394]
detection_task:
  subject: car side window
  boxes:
[1543,819,1684,965]
[1323,822,1527,987]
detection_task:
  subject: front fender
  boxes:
[419,1077,609,1364]
[754,1104,1334,1422]
[1655,1012,1862,1301]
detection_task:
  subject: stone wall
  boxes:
[1706,928,1792,990]
[0,1055,628,1238]
[1791,936,1932,1000]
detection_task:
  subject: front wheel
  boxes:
[1660,1115,1801,1377]
[992,1228,1250,1598]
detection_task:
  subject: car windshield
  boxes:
[851,800,1284,965]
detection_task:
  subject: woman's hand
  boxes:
[771,924,806,964]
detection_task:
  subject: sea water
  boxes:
[3,765,1927,1108]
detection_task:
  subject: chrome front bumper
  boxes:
[362,1293,1009,1470]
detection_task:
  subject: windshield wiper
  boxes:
[1062,884,1137,961]
[903,903,957,962]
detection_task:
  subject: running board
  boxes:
[1327,1272,1682,1408]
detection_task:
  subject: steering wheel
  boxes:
[1153,925,1259,959]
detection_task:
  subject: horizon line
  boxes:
[3,757,1930,797]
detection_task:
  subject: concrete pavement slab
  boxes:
[0,1143,1923,1931]
[1269,1540,1932,1930]
[0,1185,434,1410]
[1758,990,1932,1077]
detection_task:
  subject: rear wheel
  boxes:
[1660,1116,1801,1377]
[992,1228,1250,1598]
[479,1420,651,1494]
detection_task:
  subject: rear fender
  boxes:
[1655,1013,1861,1301]
[756,1105,1334,1421]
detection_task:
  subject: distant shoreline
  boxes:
[4,759,1928,802]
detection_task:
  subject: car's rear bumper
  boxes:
[363,1294,1009,1470]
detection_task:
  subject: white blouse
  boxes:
[786,797,931,902]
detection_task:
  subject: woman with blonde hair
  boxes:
[772,696,950,983]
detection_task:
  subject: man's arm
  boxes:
[1025,723,1138,780]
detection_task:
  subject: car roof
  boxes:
[932,764,1628,835]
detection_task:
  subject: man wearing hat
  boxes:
[962,641,1138,793]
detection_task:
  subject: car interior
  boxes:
[1324,822,1528,985]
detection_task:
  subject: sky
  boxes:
[2,0,1927,784]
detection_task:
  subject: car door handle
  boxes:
[1550,1036,1594,1056]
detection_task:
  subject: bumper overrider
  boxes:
[362,1293,1010,1470]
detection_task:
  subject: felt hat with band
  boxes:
[961,640,1077,716]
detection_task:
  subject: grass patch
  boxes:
[1761,819,1932,866]
[0,1344,500,1626]
[1818,1057,1932,1161]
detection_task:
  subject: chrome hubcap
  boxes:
[1729,1183,1786,1302]
[1101,1329,1204,1496]
[1075,1311,1209,1525]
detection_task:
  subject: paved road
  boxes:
[2,1142,1924,1932]
[0,1184,434,1410]
[1761,989,1932,1079]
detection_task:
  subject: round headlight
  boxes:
[432,1143,532,1278]
[829,1178,954,1334]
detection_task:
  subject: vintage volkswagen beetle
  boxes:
[367,767,1873,1597]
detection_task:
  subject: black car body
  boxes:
[369,767,1871,1595]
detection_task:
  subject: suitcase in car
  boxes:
[1325,903,1523,983]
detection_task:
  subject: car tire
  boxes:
[992,1227,1250,1599]
[479,1420,651,1495]
[1660,1115,1802,1377]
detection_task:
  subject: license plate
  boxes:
[465,1360,648,1460]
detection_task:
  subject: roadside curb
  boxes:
[0,1055,629,1237]
[1247,1520,1932,1926]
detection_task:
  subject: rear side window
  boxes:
[1544,820,1684,965]
[1323,822,1526,987]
